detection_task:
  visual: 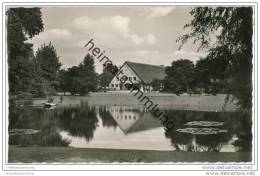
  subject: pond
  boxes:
[9,99,252,152]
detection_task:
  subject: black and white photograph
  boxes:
[1,1,259,176]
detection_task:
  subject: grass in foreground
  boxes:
[9,146,251,163]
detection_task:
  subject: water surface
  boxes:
[9,99,252,152]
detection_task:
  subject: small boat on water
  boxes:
[43,102,57,108]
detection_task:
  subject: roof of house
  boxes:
[125,61,166,84]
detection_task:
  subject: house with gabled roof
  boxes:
[109,61,166,91]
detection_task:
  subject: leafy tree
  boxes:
[66,66,80,95]
[99,63,118,90]
[77,54,98,95]
[35,43,61,82]
[9,55,34,94]
[164,59,195,95]
[7,8,44,95]
[7,8,43,59]
[178,7,253,109]
[195,56,229,94]
[151,79,163,91]
[71,77,82,95]
[34,43,61,97]
[194,58,211,93]
[57,69,69,95]
[66,54,98,95]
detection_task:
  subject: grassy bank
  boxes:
[33,92,238,112]
[9,146,251,163]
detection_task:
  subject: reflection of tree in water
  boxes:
[166,131,193,151]
[98,106,117,128]
[9,106,69,146]
[164,110,251,152]
[58,102,98,142]
[165,129,230,152]
[231,111,252,152]
[9,125,70,147]
[195,133,230,152]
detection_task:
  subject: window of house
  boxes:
[116,84,118,87]
[129,77,132,81]
[133,77,136,81]
[111,84,114,87]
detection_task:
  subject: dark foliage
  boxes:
[177,7,253,109]
[7,8,44,95]
[59,54,98,95]
[164,59,195,95]
[99,63,119,90]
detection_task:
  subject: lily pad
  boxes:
[176,128,228,135]
[184,121,224,127]
[9,129,40,135]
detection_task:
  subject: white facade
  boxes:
[109,63,141,90]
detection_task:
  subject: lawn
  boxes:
[33,92,238,112]
[9,146,251,163]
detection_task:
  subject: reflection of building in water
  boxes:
[107,105,162,134]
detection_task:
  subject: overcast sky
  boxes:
[30,6,207,73]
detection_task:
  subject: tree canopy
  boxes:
[32,43,61,97]
[164,59,195,95]
[178,7,253,108]
[7,8,99,98]
[35,43,61,82]
[7,8,44,96]
[59,54,98,96]
[99,63,119,90]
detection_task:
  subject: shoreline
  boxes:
[9,146,251,163]
[32,92,238,112]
